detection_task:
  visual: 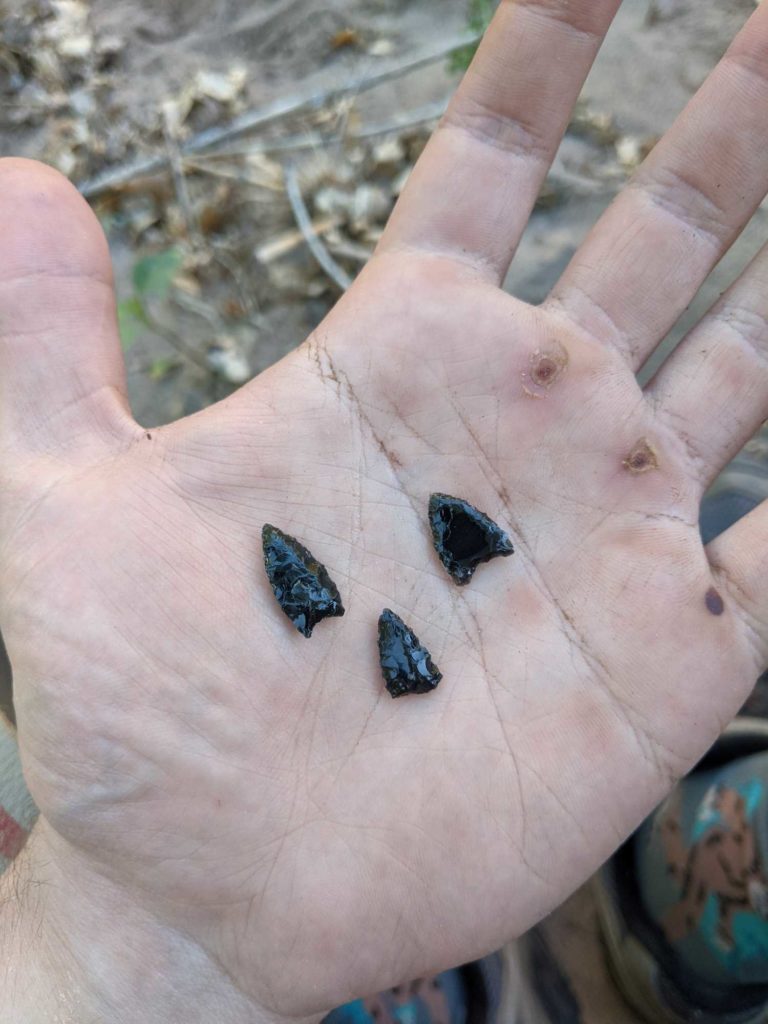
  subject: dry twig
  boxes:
[255,215,341,264]
[161,102,202,244]
[193,99,449,163]
[283,163,353,292]
[77,34,478,198]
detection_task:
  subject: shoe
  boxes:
[320,954,504,1024]
[0,711,37,874]
[595,717,768,1024]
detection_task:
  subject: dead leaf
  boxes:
[367,38,394,57]
[207,335,250,383]
[45,1,93,58]
[195,66,247,104]
[371,137,406,173]
[330,28,361,50]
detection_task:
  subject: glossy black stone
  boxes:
[428,493,514,586]
[378,609,442,698]
[262,524,344,638]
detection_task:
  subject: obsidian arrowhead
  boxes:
[262,524,345,638]
[428,493,514,586]
[378,609,442,698]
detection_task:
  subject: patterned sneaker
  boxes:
[595,717,768,1024]
[0,711,37,874]
[321,955,504,1024]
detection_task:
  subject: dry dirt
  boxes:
[1,0,763,425]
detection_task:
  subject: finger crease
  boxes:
[441,97,552,164]
[723,49,768,93]
[629,169,731,252]
[509,0,605,45]
[0,268,113,290]
[710,304,768,368]
[545,286,631,358]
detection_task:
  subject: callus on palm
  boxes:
[262,524,345,638]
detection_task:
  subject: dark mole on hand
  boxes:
[623,438,659,474]
[705,587,725,616]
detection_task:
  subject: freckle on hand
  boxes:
[705,587,725,616]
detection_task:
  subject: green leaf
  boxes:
[148,357,179,381]
[466,0,496,33]
[449,0,496,71]
[132,247,184,299]
[117,295,147,350]
[449,44,478,72]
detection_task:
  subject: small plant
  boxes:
[450,0,496,72]
[117,247,184,350]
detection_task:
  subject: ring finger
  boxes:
[646,239,768,492]
[547,1,768,370]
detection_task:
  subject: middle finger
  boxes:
[547,2,768,370]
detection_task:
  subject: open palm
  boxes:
[3,1,768,1018]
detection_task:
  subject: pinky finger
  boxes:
[707,502,768,673]
[646,241,768,492]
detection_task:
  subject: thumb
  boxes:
[0,159,136,459]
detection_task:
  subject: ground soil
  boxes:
[2,0,763,422]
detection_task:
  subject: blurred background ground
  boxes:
[1,0,763,434]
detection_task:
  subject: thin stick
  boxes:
[161,103,202,244]
[283,163,353,291]
[193,98,449,162]
[255,215,341,265]
[78,33,478,198]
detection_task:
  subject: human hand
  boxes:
[3,1,768,1019]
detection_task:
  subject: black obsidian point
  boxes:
[262,524,344,638]
[378,609,442,698]
[428,493,514,586]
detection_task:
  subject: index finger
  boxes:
[378,0,623,281]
